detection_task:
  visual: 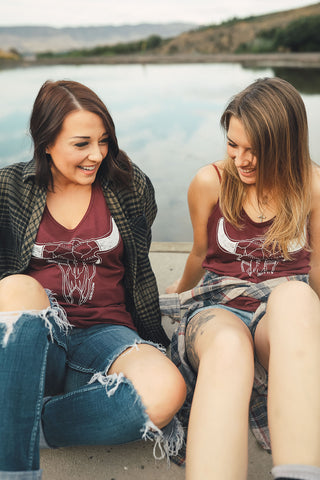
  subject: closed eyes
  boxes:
[74,137,109,148]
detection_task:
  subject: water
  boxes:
[1,63,319,241]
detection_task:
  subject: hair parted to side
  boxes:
[220,76,312,258]
[29,79,132,189]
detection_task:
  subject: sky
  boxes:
[0,0,317,27]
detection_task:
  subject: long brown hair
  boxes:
[220,77,311,258]
[29,79,132,190]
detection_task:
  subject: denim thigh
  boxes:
[64,324,158,391]
[44,311,68,396]
[188,304,254,328]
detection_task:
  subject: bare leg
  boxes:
[255,281,320,467]
[109,343,187,429]
[0,274,49,312]
[185,308,255,480]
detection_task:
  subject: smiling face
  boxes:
[46,110,109,189]
[226,116,258,185]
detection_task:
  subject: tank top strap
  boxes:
[212,163,222,183]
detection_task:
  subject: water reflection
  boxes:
[0,63,319,241]
[272,67,320,94]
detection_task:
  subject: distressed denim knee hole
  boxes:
[88,369,184,462]
[95,338,166,377]
[0,302,70,348]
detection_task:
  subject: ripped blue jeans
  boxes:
[0,307,183,479]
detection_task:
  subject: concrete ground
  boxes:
[41,242,273,479]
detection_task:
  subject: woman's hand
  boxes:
[165,278,181,294]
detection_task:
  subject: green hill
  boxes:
[36,2,320,61]
[159,3,320,54]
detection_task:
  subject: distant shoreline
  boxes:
[1,52,320,69]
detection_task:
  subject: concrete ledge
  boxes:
[150,241,192,253]
[17,52,320,68]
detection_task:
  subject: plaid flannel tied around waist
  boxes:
[159,271,309,464]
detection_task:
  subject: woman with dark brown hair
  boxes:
[0,80,186,479]
[165,77,320,480]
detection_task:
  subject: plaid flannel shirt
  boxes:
[0,159,169,346]
[160,271,309,464]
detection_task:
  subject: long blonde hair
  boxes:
[220,77,312,258]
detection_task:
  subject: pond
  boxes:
[0,63,319,241]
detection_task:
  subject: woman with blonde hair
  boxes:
[166,77,320,480]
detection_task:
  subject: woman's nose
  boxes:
[88,144,104,161]
[234,148,251,165]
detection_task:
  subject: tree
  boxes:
[274,15,320,52]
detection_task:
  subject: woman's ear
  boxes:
[45,147,52,163]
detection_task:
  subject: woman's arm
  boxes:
[166,164,221,294]
[308,165,320,297]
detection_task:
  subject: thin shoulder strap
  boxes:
[212,163,222,183]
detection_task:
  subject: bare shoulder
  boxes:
[196,161,224,181]
[189,161,224,203]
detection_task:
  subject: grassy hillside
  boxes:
[0,48,21,61]
[36,2,320,61]
[158,3,320,54]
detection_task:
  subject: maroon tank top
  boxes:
[202,165,310,311]
[27,182,135,329]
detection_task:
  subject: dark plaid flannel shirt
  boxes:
[0,159,169,347]
[160,271,309,464]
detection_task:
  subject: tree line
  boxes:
[36,15,320,59]
[37,35,165,59]
[237,15,320,53]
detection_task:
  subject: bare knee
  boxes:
[199,327,254,378]
[109,344,186,429]
[267,280,320,336]
[0,274,49,312]
[193,327,255,412]
[146,360,187,428]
